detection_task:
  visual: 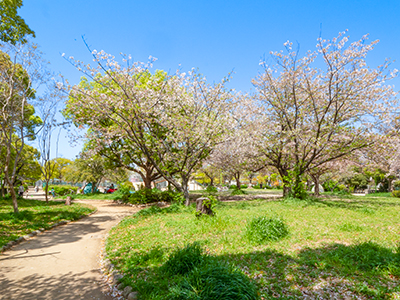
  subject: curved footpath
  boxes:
[0,198,139,300]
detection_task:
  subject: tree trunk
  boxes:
[182,177,190,206]
[143,177,152,189]
[4,172,18,213]
[234,172,241,188]
[389,180,393,192]
[278,168,291,198]
[44,181,49,202]
[312,174,320,197]
[283,185,291,197]
[0,178,4,198]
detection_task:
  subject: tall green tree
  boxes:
[0,43,46,213]
[0,0,34,44]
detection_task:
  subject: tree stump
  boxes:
[196,197,214,216]
[65,196,72,206]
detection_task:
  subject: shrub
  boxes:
[337,189,351,196]
[230,186,247,196]
[392,190,400,198]
[241,184,248,189]
[134,203,185,218]
[123,188,184,205]
[252,185,261,189]
[206,185,218,194]
[246,215,289,244]
[393,180,400,191]
[162,242,205,275]
[113,181,134,201]
[48,185,78,196]
[167,258,259,300]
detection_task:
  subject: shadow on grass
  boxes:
[222,241,400,299]
[116,241,400,299]
[0,198,63,209]
[280,195,400,214]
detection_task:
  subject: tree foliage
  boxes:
[65,51,233,204]
[0,0,35,44]
[251,32,398,198]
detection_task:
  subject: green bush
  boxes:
[252,185,261,189]
[123,188,184,205]
[48,185,78,196]
[246,215,289,244]
[241,184,248,189]
[231,186,247,195]
[393,180,400,191]
[337,189,351,196]
[167,258,259,300]
[392,190,400,198]
[162,242,205,275]
[206,185,218,194]
[113,181,134,201]
[133,203,185,219]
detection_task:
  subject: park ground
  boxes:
[0,191,139,300]
[1,189,400,299]
[105,191,400,299]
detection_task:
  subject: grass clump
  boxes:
[162,242,205,275]
[163,243,259,300]
[167,258,259,300]
[231,186,247,196]
[246,215,288,244]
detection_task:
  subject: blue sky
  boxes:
[20,0,400,159]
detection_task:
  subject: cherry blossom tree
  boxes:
[65,51,233,205]
[251,31,398,198]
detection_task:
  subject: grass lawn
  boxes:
[59,193,119,201]
[106,193,400,299]
[190,187,283,198]
[0,198,95,248]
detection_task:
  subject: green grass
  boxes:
[59,192,120,200]
[190,187,283,198]
[0,198,95,248]
[106,194,400,299]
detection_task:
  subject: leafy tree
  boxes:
[65,52,233,205]
[0,138,41,196]
[51,157,73,181]
[0,43,45,213]
[251,31,398,198]
[0,0,35,44]
[64,153,107,193]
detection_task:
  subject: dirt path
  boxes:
[0,199,139,300]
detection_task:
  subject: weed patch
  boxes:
[246,215,289,244]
